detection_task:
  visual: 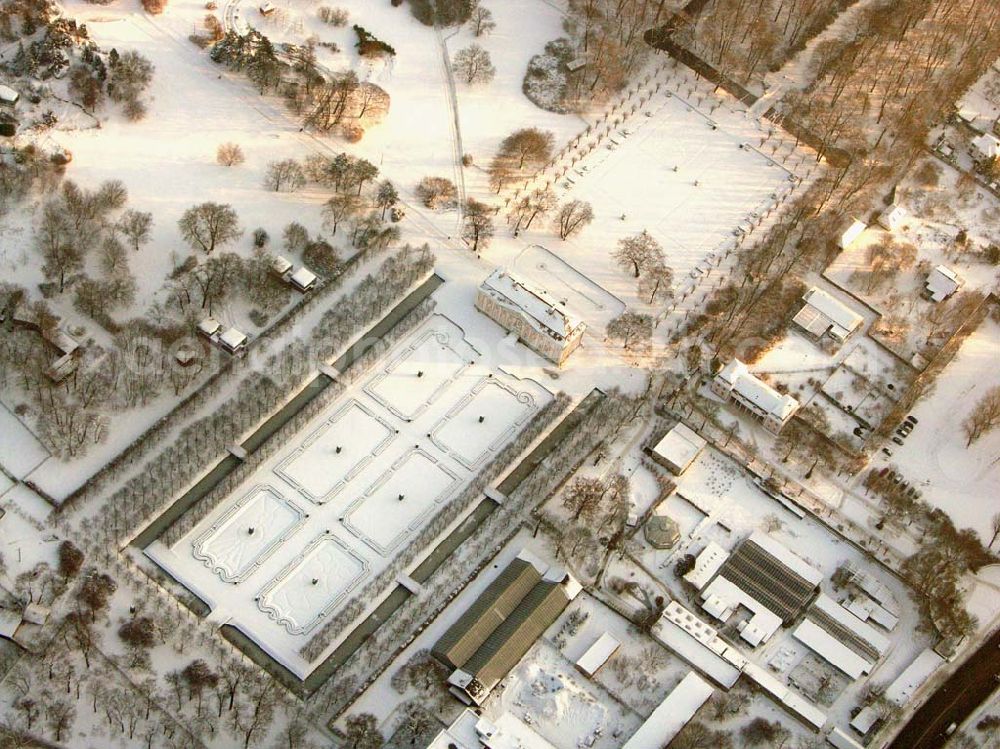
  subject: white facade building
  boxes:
[651,422,707,474]
[711,359,799,433]
[839,219,867,249]
[475,269,585,366]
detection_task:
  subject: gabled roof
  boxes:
[717,360,799,421]
[433,558,541,669]
[797,287,864,338]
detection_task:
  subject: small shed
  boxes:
[0,85,19,106]
[575,633,620,677]
[877,203,906,232]
[197,317,222,338]
[219,327,248,354]
[923,265,962,302]
[971,132,1000,160]
[259,1,275,14]
[839,219,867,249]
[271,255,293,277]
[22,602,50,626]
[290,266,317,292]
[650,423,706,475]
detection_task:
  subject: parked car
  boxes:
[896,428,908,437]
[893,436,904,445]
[882,448,893,457]
[906,415,919,424]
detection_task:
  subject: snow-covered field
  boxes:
[145,314,552,676]
[878,315,1000,543]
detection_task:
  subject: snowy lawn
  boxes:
[192,484,307,582]
[874,315,1000,544]
[275,400,396,504]
[145,314,552,677]
[0,402,49,480]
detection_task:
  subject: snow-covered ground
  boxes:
[877,314,1000,543]
[146,314,552,677]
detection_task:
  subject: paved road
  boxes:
[890,627,1000,749]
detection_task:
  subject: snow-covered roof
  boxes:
[839,219,867,249]
[742,663,827,730]
[428,709,557,749]
[43,327,79,355]
[748,531,823,586]
[884,648,944,706]
[480,269,584,342]
[621,672,714,749]
[795,287,864,340]
[701,576,783,647]
[271,255,292,275]
[219,327,247,350]
[0,609,19,638]
[826,727,865,749]
[683,541,729,590]
[850,705,880,734]
[652,423,706,471]
[290,266,317,290]
[924,265,961,302]
[575,632,620,676]
[198,317,221,336]
[22,602,49,625]
[793,619,872,680]
[972,132,1000,159]
[878,203,906,230]
[653,604,745,687]
[716,360,799,422]
[0,84,18,104]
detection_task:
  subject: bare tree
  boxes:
[217,142,245,167]
[555,200,594,239]
[264,159,306,192]
[178,202,242,254]
[375,179,399,219]
[117,209,153,252]
[462,198,494,252]
[963,386,1000,447]
[341,712,383,749]
[453,44,496,85]
[499,127,555,170]
[613,230,663,277]
[415,176,457,209]
[561,477,605,522]
[470,5,496,36]
[638,262,674,305]
[323,194,361,235]
[606,311,653,349]
[511,187,556,232]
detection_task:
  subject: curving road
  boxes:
[889,627,1000,749]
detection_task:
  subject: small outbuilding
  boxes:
[259,1,275,14]
[575,633,620,677]
[877,203,906,232]
[792,287,864,345]
[219,327,248,354]
[271,255,293,277]
[0,85,19,106]
[839,219,867,250]
[923,265,962,302]
[650,422,706,475]
[971,132,1000,160]
[197,317,222,338]
[289,266,317,292]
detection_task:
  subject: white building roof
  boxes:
[793,620,873,680]
[717,360,799,422]
[701,576,783,647]
[219,327,247,350]
[878,203,906,230]
[652,607,743,687]
[795,287,864,340]
[0,84,18,103]
[925,265,961,302]
[198,317,221,336]
[813,594,890,654]
[652,423,707,470]
[480,269,584,342]
[576,633,620,676]
[684,541,729,590]
[290,266,317,289]
[621,672,714,749]
[741,663,827,730]
[271,255,292,275]
[850,705,880,734]
[748,531,824,586]
[827,727,865,749]
[884,648,945,706]
[972,132,1000,159]
[428,710,557,749]
[839,219,867,249]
